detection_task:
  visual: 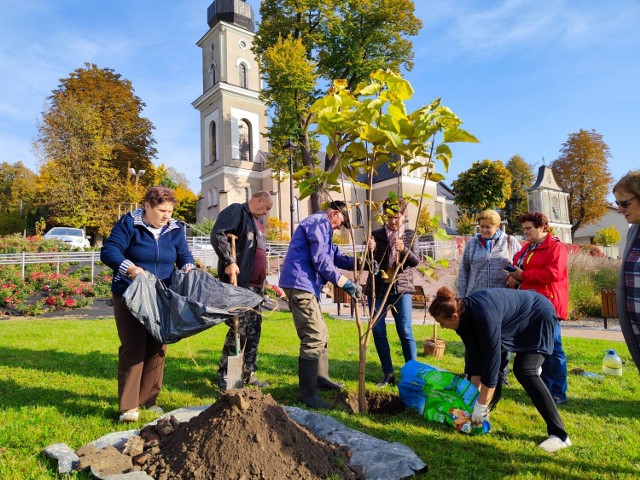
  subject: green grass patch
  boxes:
[0,313,638,479]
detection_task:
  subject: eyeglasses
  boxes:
[615,196,638,208]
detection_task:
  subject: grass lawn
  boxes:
[1,311,639,479]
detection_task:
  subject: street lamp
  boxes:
[282,140,297,238]
[129,168,146,209]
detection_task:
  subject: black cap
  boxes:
[328,201,351,229]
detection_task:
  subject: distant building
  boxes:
[573,205,629,258]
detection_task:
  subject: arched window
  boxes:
[210,62,217,85]
[244,186,252,202]
[212,187,219,206]
[238,119,251,161]
[208,121,217,164]
[355,205,363,228]
[207,188,213,207]
[239,63,248,88]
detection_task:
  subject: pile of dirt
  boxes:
[144,389,363,480]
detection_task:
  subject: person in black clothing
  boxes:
[210,190,273,389]
[428,286,572,453]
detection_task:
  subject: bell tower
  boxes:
[193,0,271,222]
[527,165,572,242]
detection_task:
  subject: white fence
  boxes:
[0,238,458,281]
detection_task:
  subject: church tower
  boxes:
[193,0,272,222]
[526,165,572,242]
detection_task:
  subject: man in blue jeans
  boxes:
[366,196,420,387]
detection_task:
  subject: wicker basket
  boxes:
[423,338,446,358]
[423,321,446,358]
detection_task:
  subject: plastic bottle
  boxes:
[602,349,622,376]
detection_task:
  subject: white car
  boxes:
[43,227,91,249]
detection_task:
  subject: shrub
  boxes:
[567,252,620,319]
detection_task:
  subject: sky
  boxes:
[1,0,639,195]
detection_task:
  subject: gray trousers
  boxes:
[284,288,327,361]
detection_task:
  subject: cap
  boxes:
[328,201,351,229]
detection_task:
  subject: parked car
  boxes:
[43,227,91,249]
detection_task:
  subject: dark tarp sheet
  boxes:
[123,269,262,344]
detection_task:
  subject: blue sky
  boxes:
[1,0,638,195]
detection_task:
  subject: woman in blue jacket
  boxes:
[101,186,194,422]
[428,286,571,453]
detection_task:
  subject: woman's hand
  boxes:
[126,265,146,279]
[507,266,522,281]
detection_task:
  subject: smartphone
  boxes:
[504,265,517,272]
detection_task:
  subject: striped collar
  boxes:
[130,208,181,233]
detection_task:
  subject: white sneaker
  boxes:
[119,409,139,423]
[539,435,572,453]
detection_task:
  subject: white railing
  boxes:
[0,239,458,281]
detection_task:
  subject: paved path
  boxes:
[322,301,625,343]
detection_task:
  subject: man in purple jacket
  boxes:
[279,201,360,409]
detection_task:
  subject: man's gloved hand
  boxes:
[471,402,490,424]
[342,280,362,299]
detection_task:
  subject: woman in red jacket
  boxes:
[506,212,569,405]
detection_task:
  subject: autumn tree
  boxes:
[0,162,38,234]
[551,129,613,239]
[155,164,198,224]
[35,63,156,239]
[254,0,422,212]
[452,160,512,215]
[594,224,621,247]
[503,154,535,235]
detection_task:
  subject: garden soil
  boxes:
[143,389,363,480]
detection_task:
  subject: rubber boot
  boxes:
[298,357,333,409]
[317,348,345,390]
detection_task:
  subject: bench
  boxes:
[601,289,618,330]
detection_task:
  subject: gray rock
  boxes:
[91,466,154,480]
[42,443,79,474]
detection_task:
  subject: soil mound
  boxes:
[144,389,362,480]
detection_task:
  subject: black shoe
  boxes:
[246,373,270,388]
[217,377,227,390]
[376,373,396,388]
[299,394,333,409]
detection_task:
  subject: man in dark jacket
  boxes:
[210,190,273,388]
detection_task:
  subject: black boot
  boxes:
[317,348,345,390]
[298,357,333,409]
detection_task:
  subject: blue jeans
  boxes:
[541,320,568,403]
[371,293,417,375]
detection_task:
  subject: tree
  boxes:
[455,212,476,236]
[503,155,535,235]
[35,63,156,238]
[308,69,477,412]
[155,164,198,224]
[551,129,613,239]
[0,162,38,233]
[452,160,512,214]
[254,0,422,212]
[594,224,621,247]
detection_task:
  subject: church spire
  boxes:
[207,0,255,32]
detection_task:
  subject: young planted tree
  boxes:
[306,69,477,412]
[254,0,422,212]
[551,129,613,240]
[35,63,157,239]
[504,154,535,235]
